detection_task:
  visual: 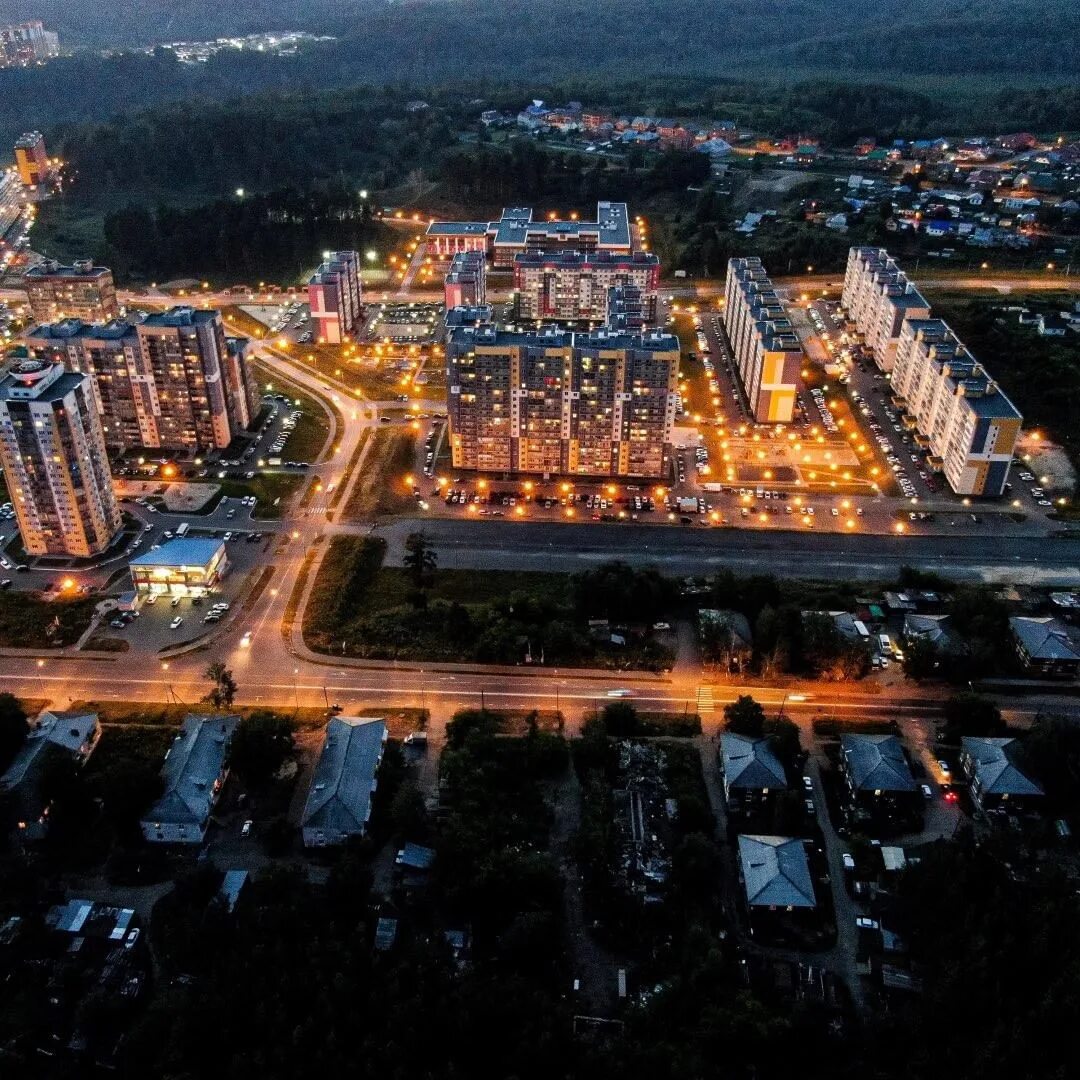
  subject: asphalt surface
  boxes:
[375,516,1080,583]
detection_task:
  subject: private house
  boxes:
[0,711,100,840]
[141,714,239,844]
[840,734,921,825]
[719,734,788,817]
[903,613,961,659]
[737,835,816,932]
[960,737,1043,812]
[302,717,388,847]
[806,610,871,644]
[1010,616,1080,678]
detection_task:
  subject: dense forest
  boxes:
[2,1,1080,144]
[2,0,1078,75]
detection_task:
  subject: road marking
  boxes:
[696,685,714,714]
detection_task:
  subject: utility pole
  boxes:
[776,693,790,724]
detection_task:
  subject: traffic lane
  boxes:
[374,517,1080,580]
[0,663,973,719]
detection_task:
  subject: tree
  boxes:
[0,693,28,774]
[600,701,640,737]
[203,662,238,710]
[723,695,766,737]
[941,692,1005,741]
[229,711,295,785]
[403,531,437,587]
[903,635,942,680]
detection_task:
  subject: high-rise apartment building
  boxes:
[0,21,59,69]
[24,308,257,453]
[0,361,121,557]
[308,250,362,344]
[13,131,49,187]
[0,169,25,238]
[444,250,487,309]
[512,251,660,324]
[722,258,803,423]
[842,247,930,371]
[891,318,1021,496]
[446,326,679,478]
[24,260,119,323]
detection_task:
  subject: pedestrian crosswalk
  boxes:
[696,685,715,715]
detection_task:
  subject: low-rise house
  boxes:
[1010,616,1080,677]
[302,717,388,847]
[1037,314,1069,337]
[0,711,100,840]
[840,734,921,823]
[737,835,816,916]
[396,842,436,874]
[960,737,1043,812]
[807,610,870,643]
[719,734,788,816]
[903,613,960,654]
[141,714,239,844]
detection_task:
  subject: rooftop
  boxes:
[1010,616,1080,662]
[449,326,678,354]
[841,733,916,793]
[142,714,239,828]
[961,737,1043,798]
[129,537,225,569]
[738,835,816,909]
[513,250,658,269]
[302,717,388,837]
[139,306,220,329]
[720,733,787,790]
[25,261,110,280]
[0,711,99,791]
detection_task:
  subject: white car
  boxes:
[169,617,183,630]
[606,688,634,698]
[240,631,253,648]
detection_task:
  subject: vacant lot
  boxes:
[0,594,98,648]
[304,536,674,669]
[341,428,417,520]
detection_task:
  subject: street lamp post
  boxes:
[36,659,47,701]
[160,662,171,704]
[293,668,300,711]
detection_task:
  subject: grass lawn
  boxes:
[0,594,98,648]
[341,427,417,520]
[71,700,333,731]
[365,565,570,612]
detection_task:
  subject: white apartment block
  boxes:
[722,258,802,423]
[892,318,1021,496]
[842,247,930,372]
[0,362,122,557]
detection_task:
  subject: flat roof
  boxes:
[129,537,224,568]
[25,263,111,279]
[0,367,84,402]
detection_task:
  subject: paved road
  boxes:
[373,517,1080,583]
